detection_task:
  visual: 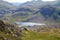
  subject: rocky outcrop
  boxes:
[0,20,22,39]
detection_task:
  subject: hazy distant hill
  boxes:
[10,0,60,23]
[0,0,16,18]
[0,0,60,23]
[11,2,22,6]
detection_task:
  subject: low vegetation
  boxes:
[0,20,60,40]
[22,28,60,40]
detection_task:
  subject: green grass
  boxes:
[0,31,18,40]
[9,18,15,23]
[0,26,60,40]
[22,28,60,40]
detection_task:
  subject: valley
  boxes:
[0,0,60,40]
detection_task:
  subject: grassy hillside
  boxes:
[0,20,60,40]
[22,28,60,40]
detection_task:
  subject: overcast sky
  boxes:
[3,0,56,3]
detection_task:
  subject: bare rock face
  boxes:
[0,20,6,32]
[0,20,25,40]
[0,20,23,37]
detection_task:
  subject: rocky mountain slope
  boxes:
[0,20,23,40]
[10,0,60,23]
[0,0,60,23]
[0,0,16,18]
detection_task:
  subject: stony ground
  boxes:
[0,20,60,40]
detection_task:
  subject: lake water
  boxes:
[15,22,46,27]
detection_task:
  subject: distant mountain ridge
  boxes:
[0,0,17,18]
[10,1,60,22]
[0,0,60,23]
[10,2,22,6]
